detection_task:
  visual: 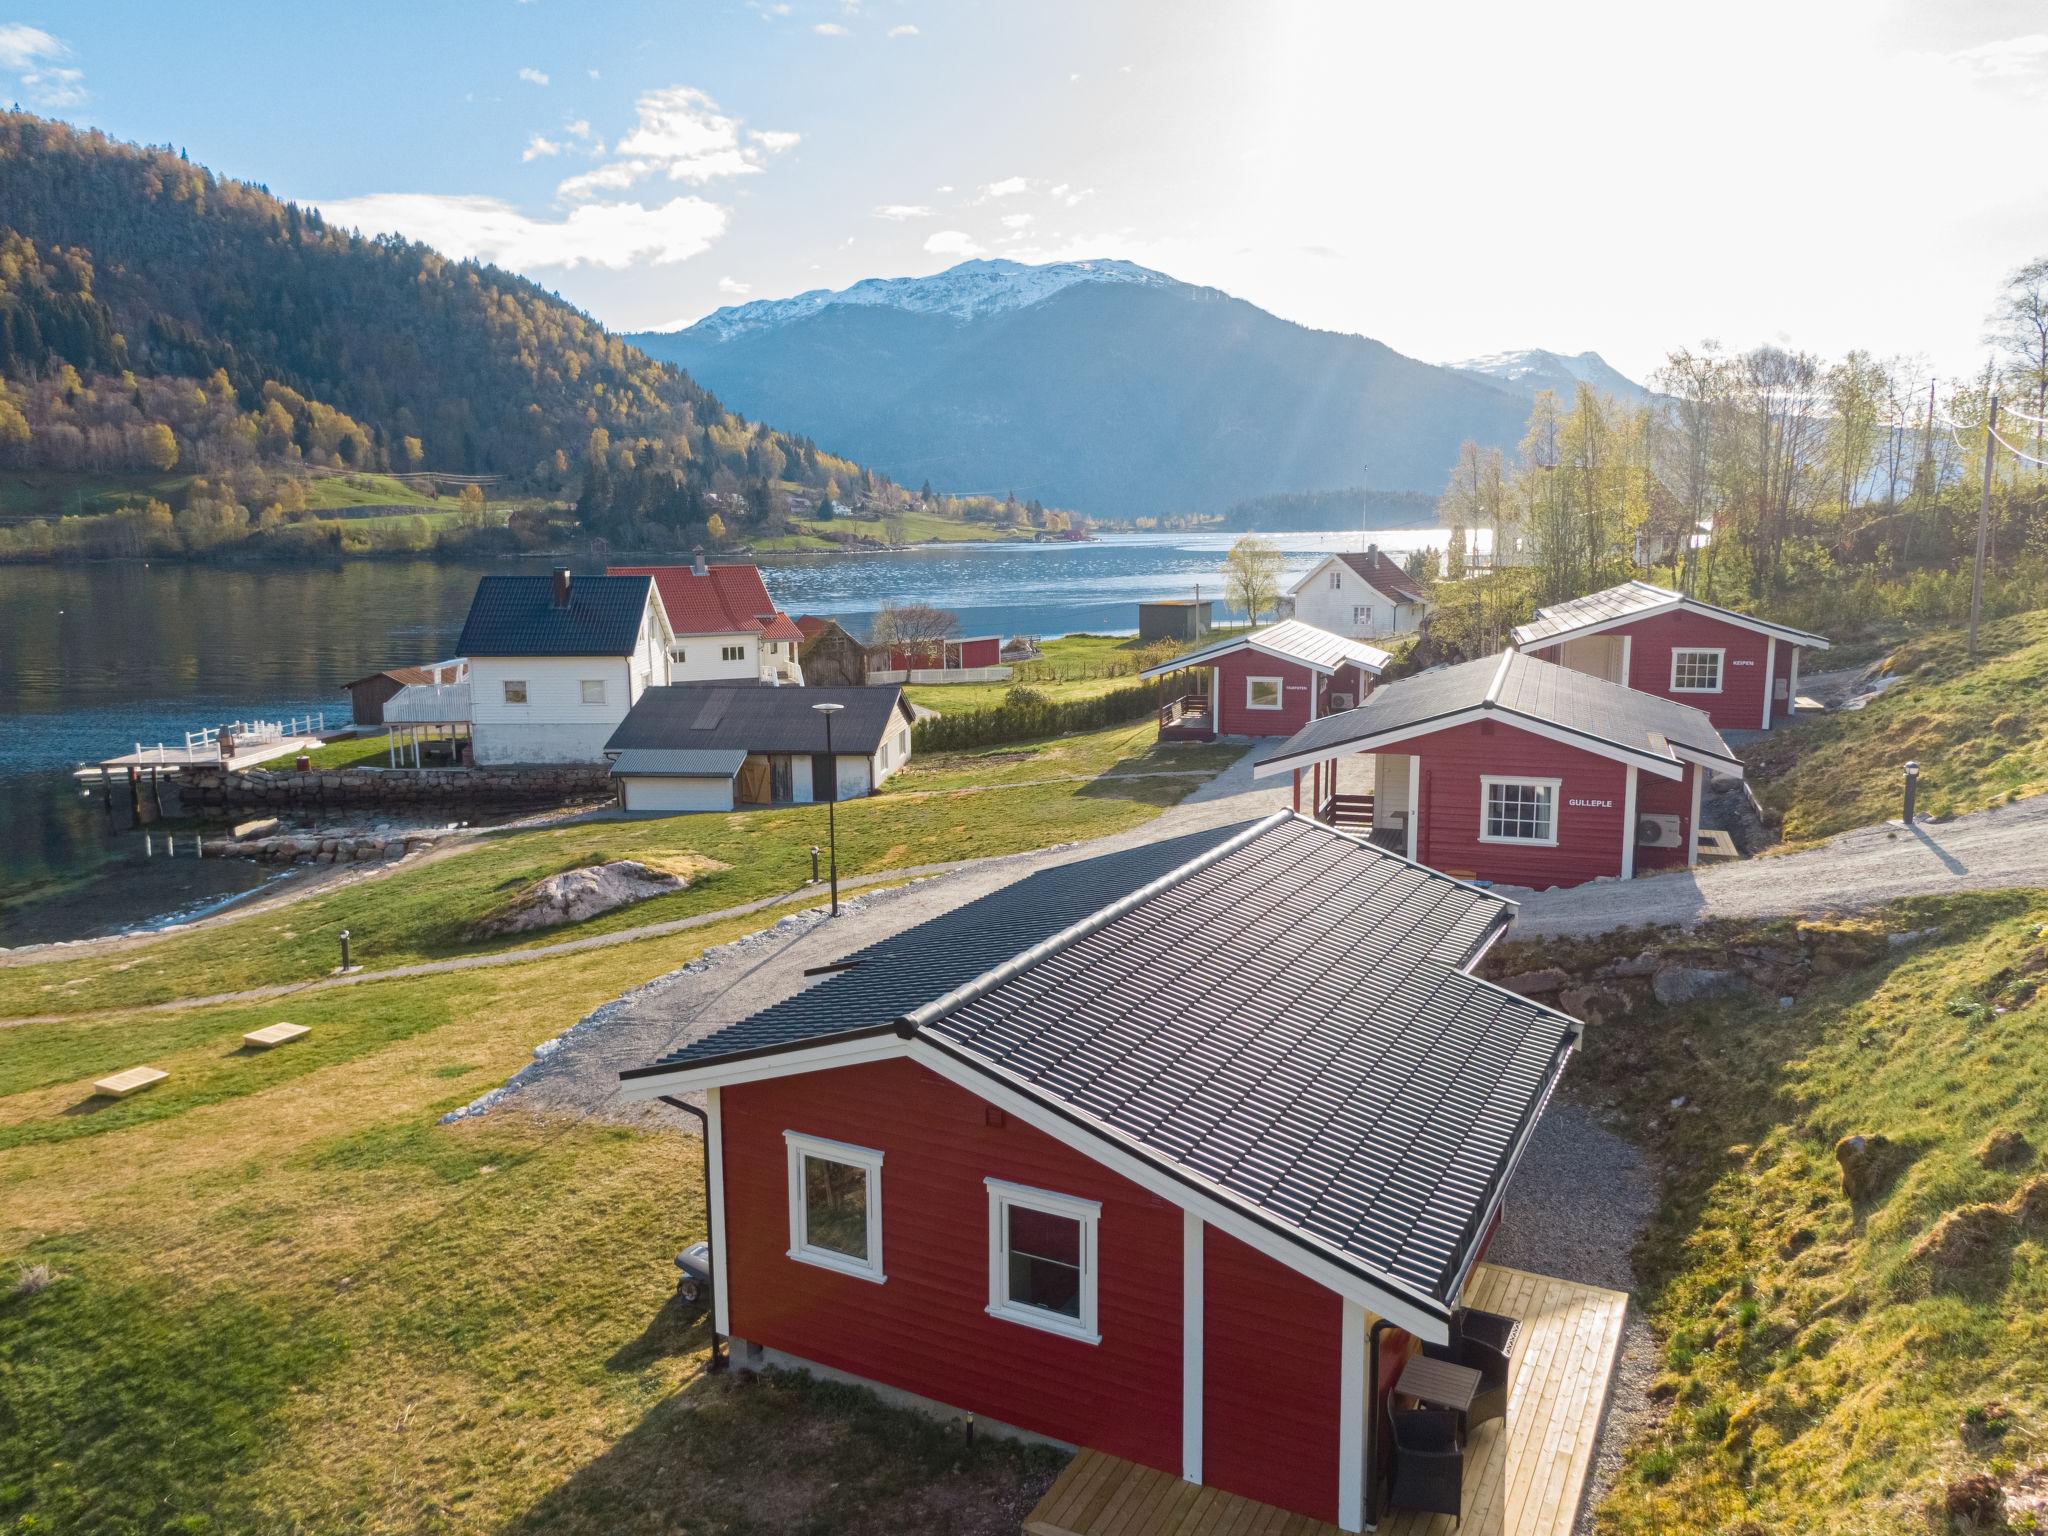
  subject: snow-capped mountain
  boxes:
[678,258,1179,343]
[627,260,1602,513]
[1450,348,1646,403]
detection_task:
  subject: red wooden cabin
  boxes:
[1512,580,1829,733]
[877,635,1004,671]
[1256,651,1744,890]
[1138,619,1390,740]
[619,814,1578,1531]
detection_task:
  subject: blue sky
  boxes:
[6,1,2047,380]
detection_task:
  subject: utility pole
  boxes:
[1968,395,1998,657]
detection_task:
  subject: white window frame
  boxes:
[1478,775,1562,847]
[580,678,607,706]
[1668,647,1725,694]
[986,1177,1100,1344]
[784,1131,886,1284]
[501,679,528,705]
[722,643,746,663]
[1328,569,1343,590]
[1245,675,1285,711]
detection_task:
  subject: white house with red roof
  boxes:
[1280,545,1430,640]
[609,552,807,685]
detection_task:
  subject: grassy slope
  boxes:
[1535,896,2048,1533]
[0,722,1239,1016]
[0,944,1060,1534]
[1744,609,2048,842]
[0,470,455,519]
[252,732,411,771]
[749,505,1036,552]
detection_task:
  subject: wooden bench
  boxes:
[93,1066,168,1098]
[243,1022,311,1049]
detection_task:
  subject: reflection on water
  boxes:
[0,529,1470,942]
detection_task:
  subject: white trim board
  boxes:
[785,1129,887,1284]
[1514,590,1830,651]
[985,1178,1101,1344]
[1252,703,1686,780]
[1182,1210,1204,1484]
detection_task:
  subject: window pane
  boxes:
[1009,1203,1081,1266]
[803,1155,868,1259]
[1009,1251,1082,1317]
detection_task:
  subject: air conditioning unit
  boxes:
[1328,693,1355,711]
[1636,814,1683,849]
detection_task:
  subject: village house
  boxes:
[1512,579,1830,733]
[610,552,808,686]
[456,569,673,766]
[793,616,870,687]
[1279,545,1430,639]
[1139,619,1389,740]
[605,682,915,812]
[617,813,1587,1531]
[1255,649,1744,889]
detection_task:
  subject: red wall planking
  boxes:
[1535,609,1796,733]
[720,1058,1185,1473]
[1634,760,1697,873]
[1210,650,1318,737]
[1407,718,1634,888]
[1201,1226,1344,1523]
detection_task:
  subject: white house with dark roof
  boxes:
[1279,545,1430,639]
[457,569,674,765]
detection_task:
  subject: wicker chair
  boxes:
[1422,1305,1520,1434]
[1388,1408,1463,1525]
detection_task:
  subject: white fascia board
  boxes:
[1254,704,1685,781]
[1512,597,1682,649]
[1284,555,1340,597]
[615,1033,910,1100]
[1670,742,1745,778]
[1252,706,1493,777]
[1518,596,1829,652]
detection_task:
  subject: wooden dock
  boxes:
[74,714,330,780]
[1024,1263,1629,1536]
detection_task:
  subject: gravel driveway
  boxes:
[1508,793,2048,938]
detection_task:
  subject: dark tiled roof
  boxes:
[1259,650,1741,773]
[605,683,912,757]
[456,574,653,657]
[1139,619,1391,680]
[627,813,1571,1307]
[1512,580,1829,649]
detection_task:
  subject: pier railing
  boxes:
[183,714,325,755]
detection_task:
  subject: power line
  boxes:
[1990,427,2048,467]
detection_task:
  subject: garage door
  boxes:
[622,776,736,813]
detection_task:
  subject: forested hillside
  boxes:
[0,112,883,558]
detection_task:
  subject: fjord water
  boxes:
[0,528,1461,944]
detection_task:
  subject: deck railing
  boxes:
[1318,793,1375,829]
[1158,693,1211,734]
[183,713,325,754]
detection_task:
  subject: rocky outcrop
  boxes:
[199,822,454,866]
[181,764,612,811]
[477,859,716,936]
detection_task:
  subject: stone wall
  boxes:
[180,763,614,812]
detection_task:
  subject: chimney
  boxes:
[692,545,708,577]
[551,567,572,608]
[1366,542,1378,563]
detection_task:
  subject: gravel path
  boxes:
[1484,1104,1660,1535]
[1509,793,2048,938]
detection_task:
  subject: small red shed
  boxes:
[618,814,1579,1531]
[1256,651,1745,890]
[1138,619,1390,739]
[879,635,1004,672]
[1511,581,1829,733]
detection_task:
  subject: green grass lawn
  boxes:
[0,469,456,521]
[1743,608,2048,842]
[1529,895,2048,1534]
[0,946,1061,1534]
[750,505,1037,552]
[251,732,414,771]
[0,722,1243,1018]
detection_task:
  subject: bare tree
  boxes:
[1985,256,2048,468]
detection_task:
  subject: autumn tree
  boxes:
[1221,534,1283,625]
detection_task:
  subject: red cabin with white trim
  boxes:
[1257,651,1744,890]
[1512,581,1829,733]
[618,815,1578,1531]
[1139,619,1390,739]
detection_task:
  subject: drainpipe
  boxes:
[1364,1318,1394,1530]
[658,1094,727,1373]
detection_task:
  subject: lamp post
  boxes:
[812,702,844,915]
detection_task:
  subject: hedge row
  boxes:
[912,680,1160,752]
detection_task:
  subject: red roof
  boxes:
[1333,550,1426,605]
[793,614,833,640]
[609,562,794,639]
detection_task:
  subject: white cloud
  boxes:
[0,23,84,106]
[1001,212,1034,229]
[1069,72,1081,84]
[522,134,562,160]
[306,192,729,271]
[924,229,985,258]
[1931,33,2048,80]
[873,203,935,220]
[717,276,752,295]
[566,119,594,138]
[981,175,1032,198]
[518,66,550,85]
[560,85,797,197]
[587,66,601,78]
[934,184,955,194]
[888,23,918,36]
[814,21,850,36]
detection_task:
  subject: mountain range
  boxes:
[629,259,1641,515]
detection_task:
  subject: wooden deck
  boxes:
[1023,1264,1628,1536]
